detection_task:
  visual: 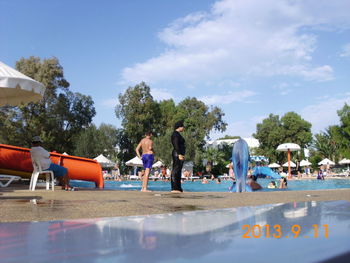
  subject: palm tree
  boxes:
[201,147,225,176]
[314,132,339,161]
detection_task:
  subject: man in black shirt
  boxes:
[170,120,185,192]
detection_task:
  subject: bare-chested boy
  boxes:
[136,131,154,192]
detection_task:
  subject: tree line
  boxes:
[1,56,349,174]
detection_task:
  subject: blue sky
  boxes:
[1,0,350,139]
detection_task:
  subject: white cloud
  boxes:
[298,65,334,82]
[340,43,350,57]
[199,90,256,105]
[300,94,350,133]
[273,82,292,96]
[121,0,350,85]
[151,88,174,101]
[211,115,265,139]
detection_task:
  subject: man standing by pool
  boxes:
[136,131,154,192]
[170,121,186,193]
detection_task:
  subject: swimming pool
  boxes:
[71,178,350,192]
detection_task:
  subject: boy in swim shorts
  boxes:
[136,132,154,192]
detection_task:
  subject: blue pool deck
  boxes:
[0,200,349,263]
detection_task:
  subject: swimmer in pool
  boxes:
[268,181,277,188]
[279,177,288,189]
[247,174,262,191]
[136,131,154,192]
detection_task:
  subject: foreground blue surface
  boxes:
[71,178,350,192]
[0,200,349,263]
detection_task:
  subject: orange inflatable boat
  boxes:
[0,144,104,188]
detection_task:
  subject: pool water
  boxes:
[71,178,350,192]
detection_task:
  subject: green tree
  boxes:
[254,112,312,163]
[218,135,241,140]
[336,103,350,158]
[311,104,350,161]
[0,57,96,153]
[200,147,225,177]
[115,87,227,169]
[253,114,284,162]
[174,97,227,165]
[73,123,118,159]
[153,129,173,167]
[74,124,102,158]
[98,123,119,161]
[281,112,312,148]
[115,82,160,161]
[314,127,340,161]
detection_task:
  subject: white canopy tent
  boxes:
[339,158,350,171]
[283,161,296,168]
[125,156,143,176]
[300,160,312,167]
[152,160,164,168]
[318,158,335,166]
[339,158,350,165]
[125,156,143,167]
[0,61,46,106]
[94,154,115,168]
[268,163,280,168]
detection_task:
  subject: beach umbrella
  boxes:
[94,154,115,168]
[277,143,301,179]
[300,160,312,167]
[152,160,164,168]
[125,156,143,167]
[339,158,350,171]
[318,158,335,166]
[0,61,46,106]
[283,161,296,168]
[268,163,280,168]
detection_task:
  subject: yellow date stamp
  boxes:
[242,224,329,238]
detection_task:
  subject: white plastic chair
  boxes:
[30,154,55,191]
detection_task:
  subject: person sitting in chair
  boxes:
[30,136,73,191]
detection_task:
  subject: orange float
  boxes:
[0,144,104,188]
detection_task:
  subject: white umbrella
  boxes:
[268,163,280,168]
[300,160,312,167]
[152,160,164,168]
[277,143,301,179]
[339,158,350,165]
[339,158,350,171]
[283,161,296,168]
[125,156,143,167]
[0,61,46,106]
[318,158,335,166]
[94,154,115,168]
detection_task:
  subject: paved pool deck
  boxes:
[1,183,349,222]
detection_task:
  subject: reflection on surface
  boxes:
[0,201,349,263]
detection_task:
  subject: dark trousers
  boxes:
[171,150,184,191]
